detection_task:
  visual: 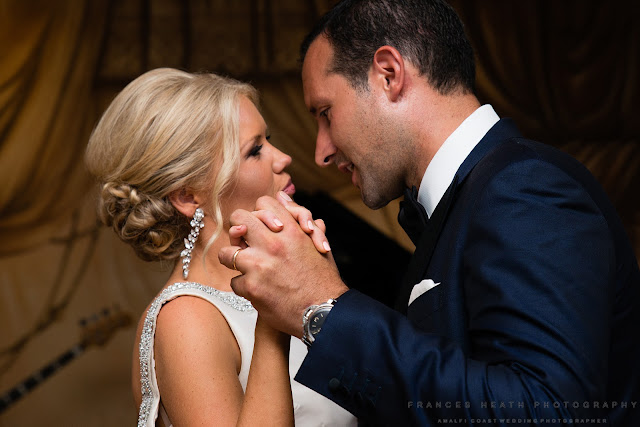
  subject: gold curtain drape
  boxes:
[0,1,638,425]
[454,0,640,142]
[0,0,108,255]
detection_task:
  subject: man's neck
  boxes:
[408,91,481,191]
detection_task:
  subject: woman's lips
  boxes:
[282,180,296,196]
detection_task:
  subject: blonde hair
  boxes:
[85,68,258,262]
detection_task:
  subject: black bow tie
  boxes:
[398,186,429,245]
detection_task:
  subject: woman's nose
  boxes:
[271,145,292,173]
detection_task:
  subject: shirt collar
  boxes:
[417,104,500,217]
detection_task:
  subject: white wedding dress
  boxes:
[137,282,356,427]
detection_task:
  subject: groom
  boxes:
[220,0,640,425]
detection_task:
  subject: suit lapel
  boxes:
[455,118,521,182]
[395,176,458,314]
[394,119,523,314]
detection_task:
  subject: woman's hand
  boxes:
[229,191,331,254]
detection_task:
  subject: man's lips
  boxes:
[351,168,359,188]
[337,162,354,174]
[338,162,357,186]
[282,179,296,196]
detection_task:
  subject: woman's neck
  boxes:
[165,229,240,293]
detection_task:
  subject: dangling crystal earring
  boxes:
[181,208,204,279]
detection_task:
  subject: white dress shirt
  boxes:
[417,104,500,217]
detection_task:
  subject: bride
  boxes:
[85,68,356,426]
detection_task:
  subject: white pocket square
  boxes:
[408,279,441,306]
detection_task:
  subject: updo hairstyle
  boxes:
[84,68,258,262]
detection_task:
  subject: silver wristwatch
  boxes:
[302,298,338,347]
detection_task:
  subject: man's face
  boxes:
[302,36,408,209]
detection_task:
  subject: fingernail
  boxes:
[274,218,283,227]
[323,241,331,251]
[279,191,292,202]
[308,220,314,230]
[234,225,243,230]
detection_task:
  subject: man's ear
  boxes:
[371,45,405,102]
[169,188,200,218]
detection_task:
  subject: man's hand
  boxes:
[219,193,349,337]
[229,192,331,255]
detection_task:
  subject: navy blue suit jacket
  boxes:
[295,119,640,425]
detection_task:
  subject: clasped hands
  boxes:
[219,191,348,338]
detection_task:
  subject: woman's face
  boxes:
[221,96,294,218]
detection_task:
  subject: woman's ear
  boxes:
[371,45,405,102]
[169,188,200,218]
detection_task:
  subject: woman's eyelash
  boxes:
[248,144,263,157]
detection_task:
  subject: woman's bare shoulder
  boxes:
[131,293,243,413]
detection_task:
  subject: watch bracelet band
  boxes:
[302,298,338,347]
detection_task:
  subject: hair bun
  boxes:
[98,182,187,262]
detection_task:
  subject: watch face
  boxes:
[309,307,332,337]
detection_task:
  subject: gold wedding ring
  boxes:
[232,248,242,271]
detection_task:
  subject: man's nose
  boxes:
[314,127,337,167]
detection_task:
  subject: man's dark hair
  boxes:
[300,0,475,94]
